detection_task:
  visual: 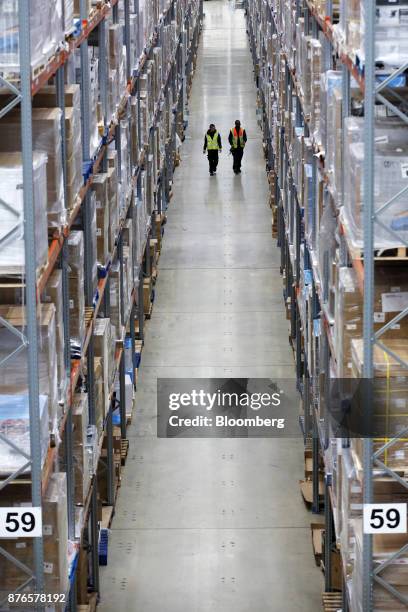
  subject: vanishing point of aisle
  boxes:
[100,2,322,610]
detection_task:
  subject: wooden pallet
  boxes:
[101,505,115,530]
[145,302,153,320]
[322,592,342,611]
[77,592,98,612]
[121,439,129,466]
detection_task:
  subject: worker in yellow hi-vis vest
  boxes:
[203,123,222,176]
[228,119,247,174]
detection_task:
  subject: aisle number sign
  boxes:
[363,503,407,534]
[0,507,43,538]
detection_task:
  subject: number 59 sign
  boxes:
[0,508,42,538]
[364,503,407,535]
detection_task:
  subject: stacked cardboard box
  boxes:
[0,473,69,600]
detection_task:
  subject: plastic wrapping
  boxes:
[92,173,110,268]
[123,219,134,317]
[0,0,64,76]
[317,202,337,299]
[345,141,408,248]
[89,53,100,156]
[42,270,68,404]
[94,318,113,418]
[108,151,119,254]
[0,108,65,228]
[67,230,85,351]
[42,472,69,596]
[0,151,48,274]
[110,259,123,341]
[351,338,408,471]
[361,0,408,69]
[89,191,98,295]
[0,472,68,599]
[0,394,49,475]
[0,304,59,429]
[108,23,126,115]
[320,71,342,196]
[32,84,83,210]
[63,0,74,32]
[94,357,105,436]
[335,265,408,377]
[75,48,100,156]
[85,424,98,476]
[72,393,91,504]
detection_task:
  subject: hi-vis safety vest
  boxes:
[231,127,245,149]
[206,131,220,150]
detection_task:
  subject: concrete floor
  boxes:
[99,2,322,610]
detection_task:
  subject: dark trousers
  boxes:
[207,150,219,173]
[232,148,244,172]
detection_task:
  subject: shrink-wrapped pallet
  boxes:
[0,108,65,228]
[0,304,59,429]
[0,394,49,476]
[42,270,68,404]
[0,151,48,274]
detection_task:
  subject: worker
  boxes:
[203,123,222,176]
[228,119,247,174]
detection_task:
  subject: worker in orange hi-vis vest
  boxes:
[228,119,247,174]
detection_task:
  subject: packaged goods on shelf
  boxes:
[91,173,110,269]
[119,118,132,215]
[0,108,65,228]
[123,219,135,309]
[94,317,114,418]
[42,270,69,404]
[0,0,64,77]
[108,23,126,115]
[110,260,123,341]
[351,338,408,472]
[114,371,134,417]
[130,96,139,167]
[0,472,69,599]
[33,84,83,210]
[94,357,105,436]
[0,304,59,429]
[63,0,74,33]
[0,151,48,274]
[74,49,100,156]
[319,70,342,180]
[67,230,85,352]
[0,394,49,476]
[351,518,408,611]
[107,173,119,255]
[90,190,99,293]
[335,265,408,377]
[344,141,408,248]
[123,245,133,323]
[72,393,92,504]
[360,0,408,69]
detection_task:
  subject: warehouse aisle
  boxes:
[100,2,322,610]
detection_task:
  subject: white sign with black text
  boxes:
[0,507,43,538]
[363,503,407,535]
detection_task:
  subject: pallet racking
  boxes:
[247,0,408,610]
[0,0,202,609]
